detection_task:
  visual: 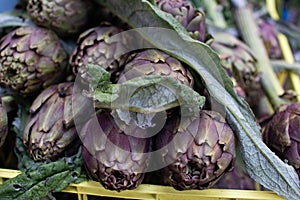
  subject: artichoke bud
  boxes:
[69,23,130,82]
[116,49,194,131]
[81,111,151,191]
[27,0,92,37]
[263,103,300,176]
[257,19,282,59]
[0,102,8,147]
[155,110,236,190]
[23,82,87,161]
[155,0,206,42]
[119,49,194,88]
[0,26,68,95]
[210,33,261,104]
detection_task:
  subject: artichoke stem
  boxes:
[271,60,300,72]
[233,4,285,110]
[201,0,227,28]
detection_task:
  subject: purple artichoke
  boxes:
[0,26,68,95]
[118,49,194,87]
[155,0,206,42]
[27,0,92,37]
[155,110,236,190]
[263,103,300,176]
[69,24,129,82]
[23,82,87,161]
[213,162,256,190]
[210,33,261,105]
[257,19,282,59]
[81,111,151,191]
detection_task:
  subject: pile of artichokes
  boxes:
[0,0,300,199]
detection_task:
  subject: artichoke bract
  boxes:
[210,33,261,105]
[155,110,235,190]
[23,82,86,161]
[155,0,206,42]
[118,49,194,87]
[263,103,300,176]
[81,111,151,191]
[0,26,67,95]
[27,0,91,37]
[69,24,129,82]
[0,103,8,147]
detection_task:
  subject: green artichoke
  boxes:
[210,33,261,105]
[69,24,129,82]
[118,49,194,87]
[27,0,91,37]
[155,0,206,42]
[155,110,236,190]
[81,111,151,191]
[0,26,68,95]
[0,102,8,148]
[263,103,300,177]
[23,82,86,161]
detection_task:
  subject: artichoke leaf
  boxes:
[93,0,300,199]
[87,65,204,114]
[0,146,85,200]
[111,77,201,128]
[88,69,205,129]
[0,105,86,200]
[83,64,111,91]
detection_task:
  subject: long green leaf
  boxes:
[0,148,85,200]
[93,0,300,199]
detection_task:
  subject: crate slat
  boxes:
[0,168,285,200]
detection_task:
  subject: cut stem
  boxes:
[271,60,300,72]
[201,0,227,28]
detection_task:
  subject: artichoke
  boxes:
[81,111,151,191]
[23,82,87,161]
[257,19,282,59]
[0,26,68,95]
[27,0,91,37]
[213,162,256,190]
[155,0,206,42]
[117,49,194,130]
[0,102,8,148]
[263,103,300,177]
[210,33,261,105]
[155,110,236,190]
[69,24,129,82]
[118,49,194,87]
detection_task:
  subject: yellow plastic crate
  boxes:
[0,168,285,200]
